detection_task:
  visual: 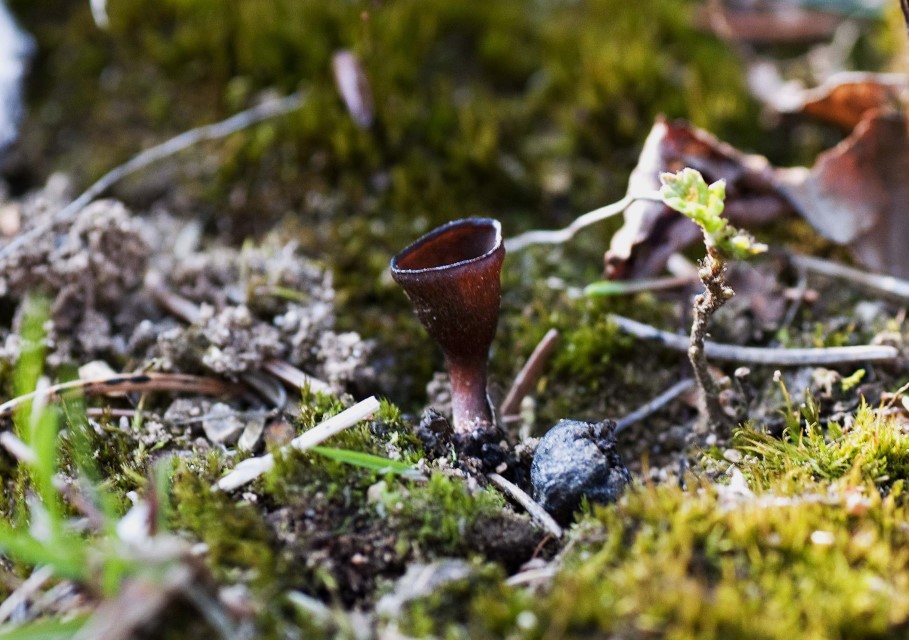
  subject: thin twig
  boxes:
[609,314,899,365]
[0,373,236,418]
[500,329,560,417]
[505,192,663,252]
[0,565,54,625]
[505,565,558,587]
[216,395,380,491]
[261,359,332,395]
[789,254,909,301]
[615,379,697,434]
[486,472,563,539]
[0,91,307,263]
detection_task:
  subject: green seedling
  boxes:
[661,168,765,434]
[310,446,424,480]
[0,297,210,638]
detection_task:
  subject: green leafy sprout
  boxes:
[659,167,766,260]
[0,296,183,637]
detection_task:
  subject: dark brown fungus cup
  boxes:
[391,218,505,434]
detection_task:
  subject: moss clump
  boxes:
[375,474,508,556]
[737,402,909,494]
[170,451,276,585]
[264,392,423,504]
[385,406,909,639]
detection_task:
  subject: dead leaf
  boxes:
[778,110,909,278]
[696,2,843,44]
[605,117,792,279]
[796,73,906,131]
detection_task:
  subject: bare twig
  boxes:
[789,254,909,301]
[261,359,332,395]
[500,329,560,417]
[0,91,307,263]
[505,564,558,587]
[615,378,697,434]
[609,314,899,366]
[0,373,236,418]
[216,396,381,491]
[486,472,563,539]
[505,192,662,252]
[0,565,54,625]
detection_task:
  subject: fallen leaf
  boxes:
[608,109,909,280]
[605,117,791,279]
[695,2,844,44]
[796,73,906,131]
[778,109,909,278]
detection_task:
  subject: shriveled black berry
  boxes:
[531,419,631,524]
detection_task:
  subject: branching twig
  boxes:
[0,91,307,264]
[500,329,560,417]
[609,314,899,365]
[505,192,663,252]
[486,472,563,539]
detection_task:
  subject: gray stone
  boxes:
[531,419,631,524]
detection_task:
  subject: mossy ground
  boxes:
[0,1,908,638]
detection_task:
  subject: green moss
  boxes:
[169,451,276,585]
[392,562,514,639]
[382,405,909,639]
[737,403,909,494]
[264,392,423,504]
[376,473,507,556]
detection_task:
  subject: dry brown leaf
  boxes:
[778,110,909,278]
[798,73,906,131]
[696,2,843,44]
[605,117,791,279]
[608,109,909,280]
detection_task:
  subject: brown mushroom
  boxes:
[391,218,504,434]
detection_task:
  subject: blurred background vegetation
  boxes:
[2,0,897,416]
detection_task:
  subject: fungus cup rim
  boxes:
[390,217,503,274]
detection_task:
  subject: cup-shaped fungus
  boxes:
[391,218,504,434]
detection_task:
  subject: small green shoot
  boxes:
[310,446,423,479]
[0,297,190,637]
[659,168,766,260]
[841,369,866,392]
[659,168,765,435]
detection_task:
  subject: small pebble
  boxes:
[202,403,245,444]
